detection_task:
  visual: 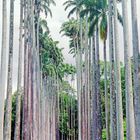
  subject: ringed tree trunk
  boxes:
[77,17,82,140]
[14,0,24,139]
[4,0,14,139]
[92,31,97,140]
[31,0,39,138]
[96,26,102,140]
[34,0,42,138]
[84,16,89,140]
[122,0,136,139]
[0,0,7,139]
[113,0,124,139]
[56,75,60,140]
[108,0,117,139]
[88,38,92,140]
[103,39,110,140]
[131,0,140,139]
[22,0,30,139]
[87,32,91,140]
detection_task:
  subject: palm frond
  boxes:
[68,7,77,18]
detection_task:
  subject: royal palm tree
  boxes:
[130,0,140,139]
[4,0,15,139]
[41,0,56,17]
[81,1,123,139]
[108,0,117,139]
[63,0,82,18]
[14,0,23,139]
[99,14,110,140]
[122,0,136,139]
[112,0,124,139]
[95,2,110,140]
[80,1,124,137]
[60,18,79,54]
[22,0,56,139]
[63,1,83,140]
[0,0,7,139]
[78,1,98,139]
[80,0,109,139]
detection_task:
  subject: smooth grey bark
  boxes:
[40,79,45,140]
[56,76,60,140]
[4,0,14,139]
[122,0,136,139]
[14,0,23,139]
[88,38,92,140]
[103,40,110,140]
[113,0,124,140]
[31,0,39,138]
[92,32,97,140]
[84,16,89,140]
[0,0,7,139]
[34,1,41,139]
[131,0,140,139]
[108,0,117,139]
[77,17,82,140]
[81,64,85,140]
[22,0,30,139]
[27,1,33,139]
[87,40,91,140]
[96,26,102,140]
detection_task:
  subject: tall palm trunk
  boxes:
[87,39,91,140]
[77,17,82,140]
[92,32,97,140]
[131,0,140,139]
[88,38,92,140]
[108,0,117,139]
[113,0,124,139]
[56,76,59,140]
[122,0,135,139]
[96,26,102,140]
[34,1,41,138]
[14,0,23,139]
[84,16,89,140]
[103,40,110,140]
[4,0,14,139]
[0,0,7,139]
[22,0,30,138]
[31,0,39,138]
